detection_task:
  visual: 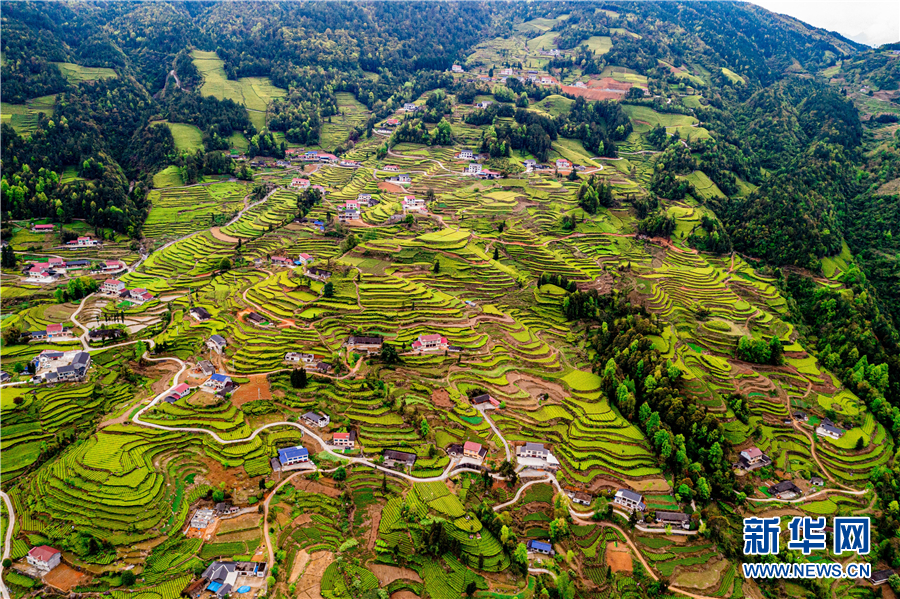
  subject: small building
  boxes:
[190,508,216,529]
[383,449,417,470]
[291,178,311,189]
[347,336,383,354]
[27,545,61,572]
[285,352,316,364]
[403,196,427,212]
[102,279,126,295]
[384,119,400,127]
[392,173,412,184]
[332,430,357,449]
[67,236,99,246]
[206,334,227,353]
[102,260,126,271]
[215,503,240,516]
[305,267,332,282]
[523,159,537,169]
[0,372,10,383]
[246,311,267,325]
[296,253,314,266]
[527,540,553,555]
[412,333,448,352]
[206,373,232,391]
[737,447,771,471]
[555,158,572,170]
[88,329,123,342]
[278,446,309,466]
[816,418,845,440]
[357,194,373,203]
[315,361,333,373]
[613,489,645,511]
[518,442,548,459]
[200,561,268,599]
[869,569,895,586]
[567,490,592,506]
[793,411,808,421]
[32,224,55,233]
[656,511,690,530]
[463,441,487,460]
[271,255,293,266]
[477,100,493,109]
[190,307,212,322]
[171,383,191,399]
[403,103,418,112]
[457,150,474,160]
[64,259,91,270]
[303,412,330,428]
[451,64,464,73]
[383,165,400,171]
[810,476,825,487]
[338,208,360,222]
[769,481,802,500]
[198,360,216,376]
[465,163,483,175]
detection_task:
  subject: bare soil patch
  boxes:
[378,181,406,194]
[210,227,240,243]
[231,374,272,407]
[369,564,423,586]
[218,513,261,534]
[42,564,87,592]
[292,477,341,497]
[294,551,334,599]
[289,549,310,583]
[673,558,729,590]
[431,388,453,409]
[391,591,421,599]
[365,504,381,551]
[605,546,633,573]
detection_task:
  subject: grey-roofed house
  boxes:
[816,418,845,440]
[190,307,211,322]
[810,476,825,487]
[346,336,383,354]
[656,511,690,530]
[769,481,802,499]
[0,372,9,383]
[200,561,268,598]
[383,449,417,470]
[518,442,548,459]
[206,335,227,354]
[614,489,645,511]
[72,352,91,378]
[198,360,216,376]
[246,311,267,325]
[869,569,894,586]
[303,412,330,428]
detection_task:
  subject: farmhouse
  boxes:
[412,333,448,352]
[305,267,332,282]
[278,446,309,467]
[816,418,845,440]
[527,540,553,555]
[810,476,824,486]
[793,411,808,421]
[0,372,9,383]
[291,178,311,189]
[215,503,241,516]
[769,480,802,500]
[869,569,895,586]
[403,195,427,212]
[471,393,500,409]
[88,328,123,342]
[33,351,91,383]
[102,260,126,272]
[30,323,71,341]
[391,173,412,184]
[338,208,360,222]
[656,511,690,529]
[206,335,227,353]
[198,360,216,376]
[383,165,400,171]
[357,194,373,204]
[383,449,417,470]
[523,159,537,169]
[477,100,493,109]
[26,268,57,283]
[102,279,126,295]
[384,118,400,127]
[614,489,645,512]
[171,383,192,399]
[566,490,593,506]
[27,545,61,572]
[737,447,771,471]
[555,158,572,170]
[403,103,418,112]
[302,412,330,427]
[457,149,474,160]
[271,255,293,266]
[347,336,383,354]
[465,163,483,175]
[198,561,268,599]
[451,64,464,73]
[64,259,91,270]
[518,442,548,459]
[295,253,314,266]
[67,236,99,247]
[191,508,216,529]
[315,361,333,373]
[332,430,357,449]
[463,441,487,460]
[32,224,55,233]
[205,373,232,391]
[285,352,316,364]
[129,288,155,305]
[246,311,267,325]
[190,306,211,322]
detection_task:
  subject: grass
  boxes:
[52,62,117,83]
[532,95,574,117]
[721,67,745,84]
[153,166,184,188]
[0,95,56,136]
[153,121,204,152]
[192,50,286,130]
[581,36,613,54]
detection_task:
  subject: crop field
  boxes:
[144,181,248,240]
[318,92,371,151]
[52,62,117,83]
[152,121,204,152]
[0,94,56,136]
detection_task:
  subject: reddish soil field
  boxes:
[562,77,632,101]
[231,374,273,407]
[606,546,633,573]
[43,564,87,592]
[378,181,406,194]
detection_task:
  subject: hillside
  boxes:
[1,3,899,599]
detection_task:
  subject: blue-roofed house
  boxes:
[527,540,554,555]
[206,373,232,391]
[278,446,309,467]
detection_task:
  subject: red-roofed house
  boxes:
[332,430,357,449]
[463,441,486,459]
[291,178,310,189]
[296,253,314,266]
[171,383,191,399]
[271,256,293,266]
[46,323,67,339]
[555,158,572,170]
[67,236,99,247]
[48,257,64,266]
[412,334,448,352]
[32,224,54,233]
[383,165,399,171]
[102,279,125,294]
[129,288,154,305]
[27,545,61,572]
[385,118,400,127]
[317,153,338,162]
[737,446,771,470]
